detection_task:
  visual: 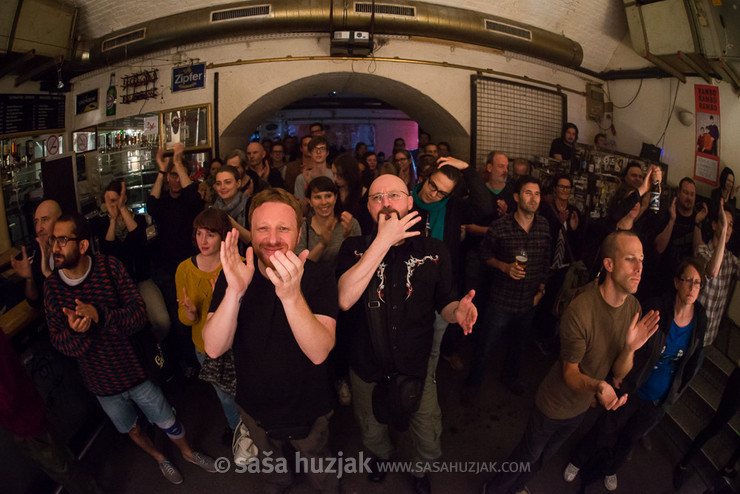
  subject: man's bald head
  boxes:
[367,174,413,223]
[34,200,62,242]
[246,142,266,169]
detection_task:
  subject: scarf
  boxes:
[412,183,448,241]
[214,193,248,226]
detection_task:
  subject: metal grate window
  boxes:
[355,3,416,16]
[102,29,146,52]
[484,20,531,41]
[471,75,565,169]
[211,5,271,23]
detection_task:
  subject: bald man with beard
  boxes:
[11,199,62,304]
[336,174,477,494]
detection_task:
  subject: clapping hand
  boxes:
[455,290,477,335]
[625,310,660,353]
[265,250,309,303]
[10,246,32,280]
[219,229,254,295]
[177,287,197,319]
[340,211,354,239]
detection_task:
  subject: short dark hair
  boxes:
[104,179,125,194]
[310,122,324,131]
[300,135,312,146]
[193,208,232,240]
[166,156,193,175]
[417,154,438,181]
[431,165,462,193]
[562,122,579,140]
[216,164,242,181]
[594,133,606,145]
[308,135,329,152]
[226,149,248,171]
[601,230,640,261]
[514,175,540,194]
[552,173,573,188]
[57,212,91,242]
[248,188,302,227]
[674,257,705,281]
[623,161,643,178]
[678,177,695,191]
[438,141,451,152]
[307,176,340,218]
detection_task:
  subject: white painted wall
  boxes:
[607,76,738,198]
[68,35,596,163]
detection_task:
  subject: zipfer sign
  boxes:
[172,63,206,93]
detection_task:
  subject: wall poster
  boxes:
[693,85,720,186]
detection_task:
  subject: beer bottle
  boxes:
[649,175,661,212]
[106,73,117,116]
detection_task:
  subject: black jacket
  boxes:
[621,292,707,408]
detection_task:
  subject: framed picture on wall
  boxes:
[159,103,211,151]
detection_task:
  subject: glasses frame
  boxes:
[428,177,452,199]
[50,236,79,247]
[368,191,409,204]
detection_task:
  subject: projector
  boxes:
[330,31,372,57]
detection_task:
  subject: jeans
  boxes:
[350,356,442,477]
[486,407,585,493]
[195,350,240,430]
[96,380,176,433]
[466,304,535,388]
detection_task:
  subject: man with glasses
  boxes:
[563,258,706,491]
[465,176,551,398]
[695,203,739,346]
[337,174,477,494]
[294,136,333,201]
[411,158,493,372]
[269,142,288,182]
[44,213,217,484]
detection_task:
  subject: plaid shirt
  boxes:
[480,213,551,313]
[695,242,740,346]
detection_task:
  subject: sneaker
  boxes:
[337,379,352,406]
[185,451,218,473]
[563,462,580,482]
[604,474,618,491]
[159,459,183,484]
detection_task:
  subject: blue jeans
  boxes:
[96,380,176,433]
[466,304,535,388]
[195,350,240,430]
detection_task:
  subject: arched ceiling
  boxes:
[74,0,628,73]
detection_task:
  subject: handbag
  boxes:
[361,236,425,432]
[102,255,174,386]
[129,328,174,386]
[198,349,237,396]
[232,417,259,465]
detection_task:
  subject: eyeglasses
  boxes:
[556,184,573,190]
[50,236,79,247]
[368,191,409,204]
[428,178,452,199]
[311,146,328,153]
[678,278,702,288]
[395,157,410,162]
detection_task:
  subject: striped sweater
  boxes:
[44,255,148,396]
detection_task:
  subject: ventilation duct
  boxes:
[80,0,582,69]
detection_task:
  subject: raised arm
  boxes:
[202,230,254,358]
[611,310,660,380]
[171,143,192,188]
[654,198,676,254]
[703,199,728,279]
[149,147,169,199]
[337,211,421,310]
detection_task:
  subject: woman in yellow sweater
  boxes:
[175,208,240,434]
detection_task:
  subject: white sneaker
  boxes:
[563,462,580,482]
[337,379,352,406]
[604,474,618,491]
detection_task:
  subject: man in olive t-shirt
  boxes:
[483,230,660,494]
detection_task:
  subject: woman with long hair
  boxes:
[212,165,251,245]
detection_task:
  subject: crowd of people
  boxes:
[2,121,740,494]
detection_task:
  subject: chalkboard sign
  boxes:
[0,94,66,137]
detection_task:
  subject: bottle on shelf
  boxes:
[106,73,117,117]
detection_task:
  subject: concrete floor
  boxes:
[69,340,717,494]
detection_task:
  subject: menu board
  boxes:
[0,94,66,137]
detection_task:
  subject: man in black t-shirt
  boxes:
[204,188,339,494]
[549,122,578,161]
[336,174,477,494]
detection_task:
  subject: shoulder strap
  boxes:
[359,235,395,379]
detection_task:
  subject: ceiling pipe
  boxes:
[77,0,582,70]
